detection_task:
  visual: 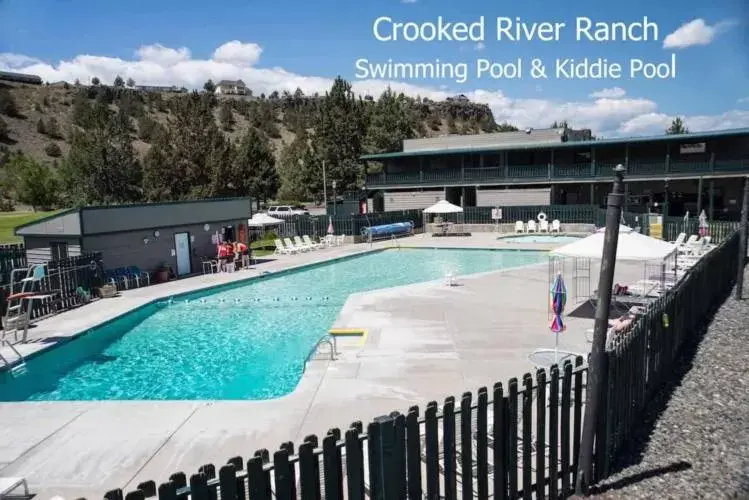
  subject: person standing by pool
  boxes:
[217,241,232,271]
[234,241,250,269]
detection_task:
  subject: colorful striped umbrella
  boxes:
[327,216,335,235]
[549,272,567,361]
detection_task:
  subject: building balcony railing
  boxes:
[365,160,749,188]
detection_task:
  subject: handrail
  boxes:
[303,334,336,372]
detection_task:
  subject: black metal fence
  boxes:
[0,244,27,286]
[0,252,105,327]
[598,229,741,479]
[103,359,587,500]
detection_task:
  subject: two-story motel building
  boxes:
[361,127,749,219]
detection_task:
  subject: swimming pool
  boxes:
[499,235,583,244]
[0,248,544,402]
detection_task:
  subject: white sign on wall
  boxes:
[679,142,706,154]
[491,208,503,220]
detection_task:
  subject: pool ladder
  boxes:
[390,234,401,249]
[303,334,337,372]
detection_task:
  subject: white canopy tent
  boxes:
[549,226,678,262]
[423,200,464,214]
[248,213,285,227]
[423,200,465,236]
[548,225,679,305]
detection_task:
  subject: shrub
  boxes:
[0,89,20,117]
[0,116,8,140]
[44,142,62,157]
[36,118,46,134]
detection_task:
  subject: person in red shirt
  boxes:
[234,241,250,268]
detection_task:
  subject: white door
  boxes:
[174,232,191,276]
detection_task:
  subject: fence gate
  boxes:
[574,257,590,304]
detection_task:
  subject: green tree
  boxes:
[137,114,160,141]
[219,102,235,131]
[46,117,63,139]
[312,77,366,194]
[142,92,225,200]
[0,116,8,141]
[113,75,125,88]
[44,142,62,158]
[550,120,569,129]
[496,122,519,132]
[365,88,415,154]
[0,89,20,117]
[666,117,688,135]
[91,76,100,86]
[277,129,314,200]
[126,77,136,88]
[61,103,142,204]
[204,79,216,93]
[5,153,59,210]
[231,127,277,207]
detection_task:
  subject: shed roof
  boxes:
[15,197,252,237]
[360,127,749,160]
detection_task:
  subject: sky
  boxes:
[1,0,748,137]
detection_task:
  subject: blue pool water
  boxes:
[0,248,544,402]
[500,235,582,244]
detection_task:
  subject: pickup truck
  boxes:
[267,205,309,217]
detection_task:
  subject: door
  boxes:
[174,232,192,276]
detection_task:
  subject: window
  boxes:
[50,242,69,261]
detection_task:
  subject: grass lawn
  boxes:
[0,211,61,244]
[251,239,275,257]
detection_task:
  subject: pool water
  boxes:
[0,248,544,402]
[500,235,582,244]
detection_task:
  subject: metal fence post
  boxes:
[576,164,626,494]
[735,176,749,299]
[369,414,402,500]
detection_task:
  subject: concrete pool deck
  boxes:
[0,232,643,499]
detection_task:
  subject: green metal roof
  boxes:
[360,127,749,160]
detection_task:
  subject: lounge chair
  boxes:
[126,266,150,287]
[293,235,313,252]
[335,235,345,246]
[0,477,29,499]
[550,219,561,233]
[284,237,305,253]
[321,235,335,247]
[539,220,549,232]
[527,220,537,233]
[514,220,525,233]
[274,239,295,255]
[678,235,699,255]
[671,232,686,246]
[303,235,322,249]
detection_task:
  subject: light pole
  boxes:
[322,160,327,212]
[332,180,337,216]
[576,164,626,494]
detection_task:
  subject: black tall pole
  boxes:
[576,164,626,494]
[735,176,749,299]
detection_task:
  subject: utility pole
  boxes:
[735,176,749,299]
[576,164,626,494]
[322,160,328,214]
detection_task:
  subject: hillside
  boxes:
[0,77,513,209]
[0,81,506,163]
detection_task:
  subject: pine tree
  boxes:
[666,117,688,135]
[366,88,415,154]
[312,77,366,194]
[232,127,277,207]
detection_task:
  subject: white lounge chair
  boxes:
[293,235,312,252]
[515,220,525,233]
[321,234,335,247]
[274,239,295,255]
[678,235,699,254]
[302,235,322,249]
[0,477,29,499]
[551,219,561,233]
[539,220,549,232]
[335,235,345,246]
[284,237,304,253]
[527,220,537,233]
[672,232,686,246]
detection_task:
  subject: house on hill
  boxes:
[215,80,248,95]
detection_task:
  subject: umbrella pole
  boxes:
[555,331,559,363]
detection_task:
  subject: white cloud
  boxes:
[662,19,735,49]
[212,40,262,66]
[739,97,749,104]
[589,87,626,99]
[2,40,748,137]
[0,53,44,69]
[474,42,485,51]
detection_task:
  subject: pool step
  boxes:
[10,361,27,377]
